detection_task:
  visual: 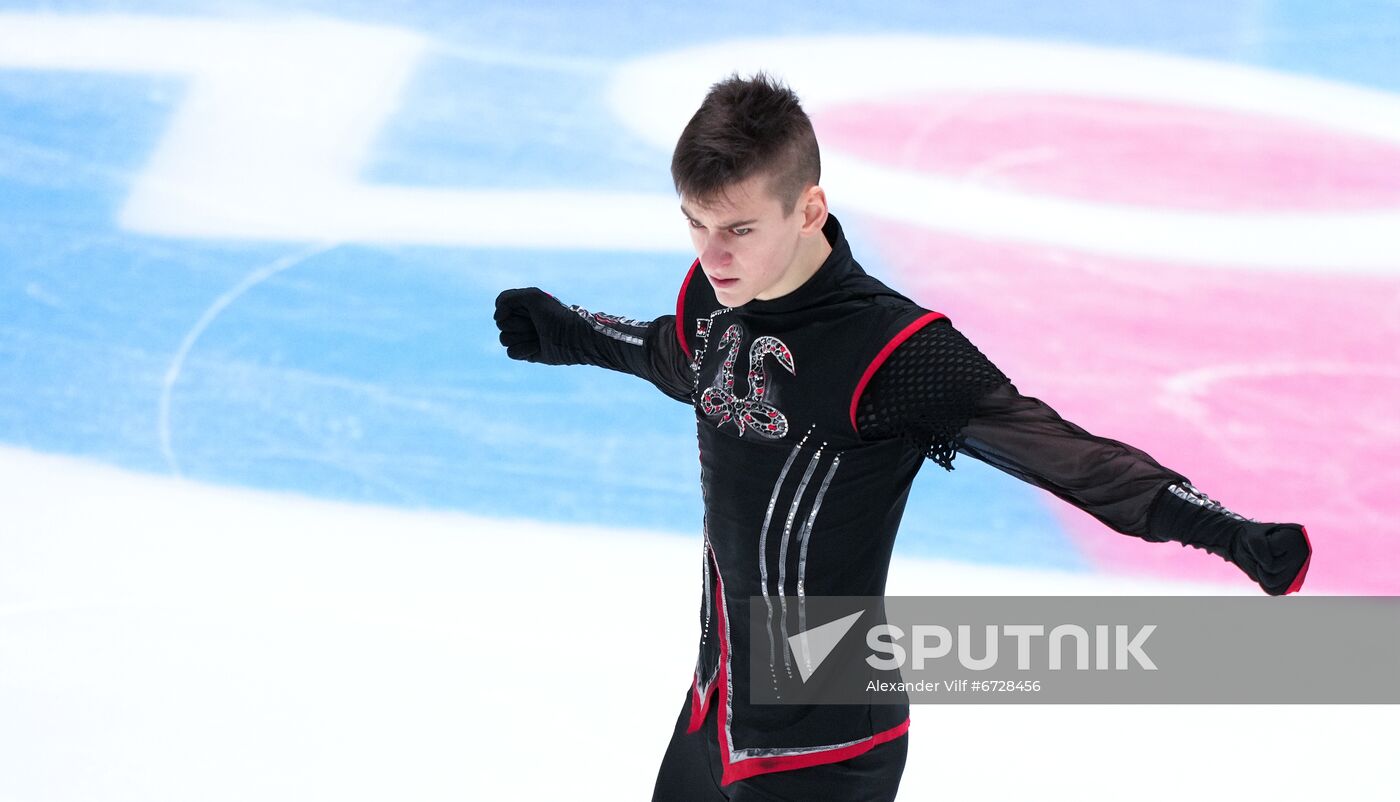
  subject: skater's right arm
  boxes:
[493,287,694,403]
[857,317,1312,595]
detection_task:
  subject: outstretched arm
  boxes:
[494,287,693,403]
[856,318,1312,595]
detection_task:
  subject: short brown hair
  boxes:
[670,72,821,213]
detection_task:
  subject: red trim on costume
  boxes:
[721,715,911,786]
[848,311,947,432]
[1286,526,1313,595]
[707,548,910,786]
[676,259,701,360]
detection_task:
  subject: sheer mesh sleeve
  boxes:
[856,318,1187,539]
[855,318,1011,469]
[959,386,1304,584]
[955,384,1188,538]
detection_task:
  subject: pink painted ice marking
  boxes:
[816,93,1400,211]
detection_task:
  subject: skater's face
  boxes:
[681,173,828,308]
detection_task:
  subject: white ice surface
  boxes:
[0,446,1393,801]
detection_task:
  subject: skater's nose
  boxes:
[699,236,732,269]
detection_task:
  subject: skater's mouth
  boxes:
[710,276,738,287]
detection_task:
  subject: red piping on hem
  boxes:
[848,311,946,431]
[721,718,911,786]
[1286,525,1312,595]
[676,259,701,360]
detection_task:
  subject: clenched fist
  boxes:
[1233,522,1312,596]
[494,287,581,365]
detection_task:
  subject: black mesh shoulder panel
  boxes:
[855,318,1010,469]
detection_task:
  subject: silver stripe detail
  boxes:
[695,446,720,699]
[756,431,810,699]
[696,665,719,706]
[1168,481,1253,522]
[701,531,712,643]
[796,453,841,676]
[569,305,645,346]
[731,732,875,761]
[777,445,824,680]
[695,535,718,702]
[699,462,714,647]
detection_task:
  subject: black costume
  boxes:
[494,213,1311,795]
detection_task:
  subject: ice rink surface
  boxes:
[2,1,1398,799]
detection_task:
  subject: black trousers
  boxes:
[650,688,908,801]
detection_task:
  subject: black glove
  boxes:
[494,287,585,365]
[1147,482,1313,596]
[1233,521,1312,596]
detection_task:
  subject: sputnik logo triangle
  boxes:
[788,610,864,683]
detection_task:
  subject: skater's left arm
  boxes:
[856,319,1312,595]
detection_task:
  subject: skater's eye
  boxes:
[686,216,705,229]
[731,227,752,236]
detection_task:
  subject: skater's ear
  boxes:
[796,184,828,236]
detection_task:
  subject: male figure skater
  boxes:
[493,73,1312,801]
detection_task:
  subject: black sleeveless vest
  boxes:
[676,214,945,785]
